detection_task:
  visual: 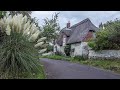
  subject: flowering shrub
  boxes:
[0,14,46,78]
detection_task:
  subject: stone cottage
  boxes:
[54,18,99,56]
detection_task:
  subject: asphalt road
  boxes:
[40,58,120,79]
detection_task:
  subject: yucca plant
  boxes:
[0,14,46,79]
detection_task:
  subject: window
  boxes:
[89,30,96,38]
[89,30,95,32]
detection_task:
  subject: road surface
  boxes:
[40,58,120,79]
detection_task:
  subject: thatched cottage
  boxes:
[54,18,99,56]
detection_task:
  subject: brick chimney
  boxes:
[66,21,70,28]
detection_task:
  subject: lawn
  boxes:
[40,55,120,74]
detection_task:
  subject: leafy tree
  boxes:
[0,11,6,19]
[8,11,32,18]
[42,12,60,44]
[88,18,120,50]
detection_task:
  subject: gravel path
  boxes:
[40,58,120,79]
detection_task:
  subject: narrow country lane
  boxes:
[40,58,120,79]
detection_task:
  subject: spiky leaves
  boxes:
[0,14,46,79]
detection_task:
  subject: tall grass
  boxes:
[0,14,46,79]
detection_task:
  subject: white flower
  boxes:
[34,42,44,48]
[23,27,30,36]
[24,15,27,23]
[29,30,40,42]
[37,37,46,43]
[39,48,47,54]
[6,25,11,35]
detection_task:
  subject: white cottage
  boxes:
[54,18,99,56]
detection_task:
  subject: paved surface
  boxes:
[40,58,120,79]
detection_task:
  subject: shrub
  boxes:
[89,19,120,50]
[0,14,46,79]
[88,41,96,49]
[46,45,53,52]
[64,45,71,56]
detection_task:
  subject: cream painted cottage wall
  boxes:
[54,44,65,54]
[70,42,88,57]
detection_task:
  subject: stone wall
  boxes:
[55,42,120,60]
[89,50,120,60]
[71,42,120,60]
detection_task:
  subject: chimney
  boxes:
[66,21,70,28]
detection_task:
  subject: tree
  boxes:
[0,11,6,19]
[88,18,120,50]
[9,11,32,18]
[42,12,60,45]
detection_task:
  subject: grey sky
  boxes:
[31,11,120,29]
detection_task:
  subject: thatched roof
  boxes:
[56,28,71,46]
[67,18,98,44]
[56,18,99,45]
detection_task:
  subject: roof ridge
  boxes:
[69,18,90,29]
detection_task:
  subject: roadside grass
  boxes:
[40,55,120,74]
[35,65,46,79]
[40,55,72,61]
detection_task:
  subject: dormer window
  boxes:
[89,30,95,32]
[89,30,96,38]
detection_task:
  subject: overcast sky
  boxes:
[31,11,120,29]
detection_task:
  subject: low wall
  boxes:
[89,50,120,60]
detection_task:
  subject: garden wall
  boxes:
[88,50,120,60]
[75,42,120,60]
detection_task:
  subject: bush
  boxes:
[0,14,46,79]
[0,33,42,78]
[64,45,71,56]
[89,19,120,50]
[88,41,96,49]
[46,45,53,52]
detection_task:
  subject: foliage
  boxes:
[8,11,32,18]
[46,45,53,52]
[64,45,71,56]
[41,12,60,44]
[73,56,86,61]
[55,51,64,56]
[0,11,6,19]
[88,41,96,49]
[0,14,46,79]
[88,19,120,50]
